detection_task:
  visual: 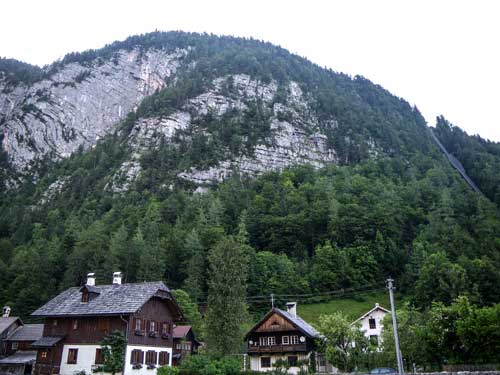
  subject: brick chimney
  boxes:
[113,271,122,285]
[286,302,297,317]
[86,272,96,286]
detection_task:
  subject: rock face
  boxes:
[108,74,338,191]
[0,48,186,170]
[2,49,341,191]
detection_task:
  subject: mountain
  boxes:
[0,31,499,319]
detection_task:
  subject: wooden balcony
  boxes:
[247,344,307,353]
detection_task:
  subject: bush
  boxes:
[157,366,180,375]
[171,354,241,375]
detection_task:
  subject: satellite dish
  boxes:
[300,336,306,343]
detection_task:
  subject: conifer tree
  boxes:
[205,236,248,355]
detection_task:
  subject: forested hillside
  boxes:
[434,116,500,206]
[0,32,499,321]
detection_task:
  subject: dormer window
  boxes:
[81,291,89,303]
[80,285,100,303]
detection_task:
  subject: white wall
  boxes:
[249,353,309,375]
[123,345,172,375]
[58,344,172,375]
[59,344,103,375]
[358,309,388,346]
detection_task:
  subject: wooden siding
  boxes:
[127,297,175,347]
[42,316,127,344]
[255,312,295,332]
[34,342,63,375]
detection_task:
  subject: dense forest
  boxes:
[434,116,500,207]
[0,32,499,324]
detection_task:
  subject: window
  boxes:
[12,342,18,350]
[131,349,144,364]
[40,351,48,359]
[81,291,89,303]
[369,318,376,329]
[290,335,299,345]
[268,336,276,346]
[261,357,271,368]
[150,321,156,333]
[370,335,379,346]
[67,349,78,364]
[72,320,78,330]
[282,336,289,345]
[176,343,182,350]
[134,318,142,331]
[259,337,268,346]
[146,350,157,365]
[288,356,298,367]
[95,348,104,365]
[159,351,170,366]
[318,355,326,367]
[162,322,169,335]
[98,318,110,333]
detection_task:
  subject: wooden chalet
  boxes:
[245,302,321,374]
[172,325,200,366]
[0,307,23,356]
[0,323,43,375]
[30,272,183,375]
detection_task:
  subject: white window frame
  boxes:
[290,335,299,344]
[268,336,276,346]
[282,336,289,345]
[12,342,18,350]
[259,337,268,346]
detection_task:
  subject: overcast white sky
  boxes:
[1,0,499,141]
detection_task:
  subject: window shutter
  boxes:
[146,320,151,332]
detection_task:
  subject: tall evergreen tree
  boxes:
[205,236,249,355]
[182,229,205,302]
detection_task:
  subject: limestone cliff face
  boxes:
[108,74,338,191]
[1,50,341,192]
[0,48,186,170]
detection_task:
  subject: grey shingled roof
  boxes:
[0,317,21,335]
[31,336,64,348]
[31,281,171,317]
[275,308,320,338]
[6,324,44,342]
[0,350,37,364]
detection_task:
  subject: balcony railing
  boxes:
[247,344,307,353]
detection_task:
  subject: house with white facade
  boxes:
[30,272,183,375]
[351,303,389,348]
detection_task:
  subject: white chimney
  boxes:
[113,271,122,285]
[86,273,96,286]
[286,302,297,317]
[2,306,11,318]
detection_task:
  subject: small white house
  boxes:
[351,303,389,348]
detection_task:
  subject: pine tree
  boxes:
[205,236,248,355]
[182,230,205,302]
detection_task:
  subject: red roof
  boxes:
[173,325,192,339]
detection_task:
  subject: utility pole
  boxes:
[387,278,404,375]
[271,293,274,309]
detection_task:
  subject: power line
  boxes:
[194,284,386,306]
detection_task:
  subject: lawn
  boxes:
[297,291,393,326]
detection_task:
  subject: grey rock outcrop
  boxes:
[0,48,186,170]
[108,74,338,191]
